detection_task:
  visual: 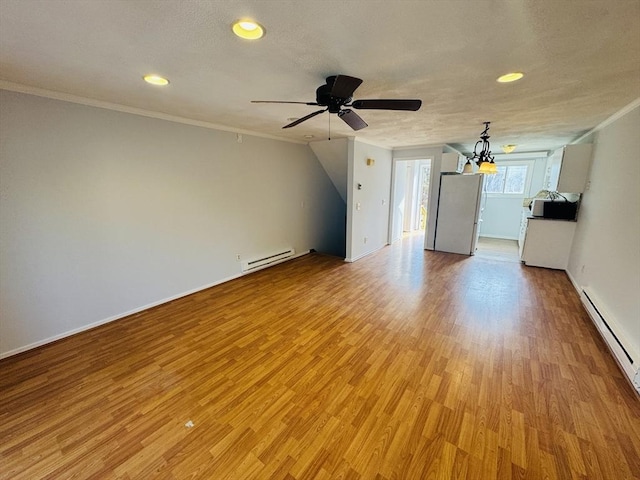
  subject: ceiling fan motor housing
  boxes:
[316,77,351,113]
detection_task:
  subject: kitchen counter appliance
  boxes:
[530,193,579,220]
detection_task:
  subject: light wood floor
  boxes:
[1,234,639,479]
[475,237,520,263]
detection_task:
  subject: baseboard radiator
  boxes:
[580,288,640,394]
[241,247,295,273]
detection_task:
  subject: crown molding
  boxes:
[352,136,393,150]
[392,143,445,152]
[0,80,306,145]
[572,97,640,144]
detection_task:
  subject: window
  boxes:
[484,164,529,195]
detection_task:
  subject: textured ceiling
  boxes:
[1,0,639,153]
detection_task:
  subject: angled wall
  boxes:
[309,138,348,203]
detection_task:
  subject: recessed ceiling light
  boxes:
[232,19,265,40]
[304,135,314,139]
[143,74,170,86]
[497,72,524,83]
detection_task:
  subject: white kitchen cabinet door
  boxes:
[521,218,577,269]
[546,144,593,193]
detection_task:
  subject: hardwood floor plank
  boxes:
[1,233,639,479]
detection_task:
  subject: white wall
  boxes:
[0,90,346,357]
[346,139,393,261]
[567,103,640,360]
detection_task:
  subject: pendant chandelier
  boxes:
[462,121,498,174]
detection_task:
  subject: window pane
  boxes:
[484,166,506,193]
[504,165,527,194]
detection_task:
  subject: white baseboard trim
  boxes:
[345,244,387,263]
[566,269,640,395]
[0,251,310,360]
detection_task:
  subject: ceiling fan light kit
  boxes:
[252,75,422,131]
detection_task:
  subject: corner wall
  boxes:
[0,90,346,357]
[346,139,393,261]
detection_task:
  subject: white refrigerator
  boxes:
[433,173,484,255]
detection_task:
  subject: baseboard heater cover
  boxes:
[241,247,295,272]
[580,288,640,394]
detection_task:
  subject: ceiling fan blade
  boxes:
[351,99,422,111]
[330,75,363,99]
[252,100,319,105]
[338,109,368,131]
[282,109,327,128]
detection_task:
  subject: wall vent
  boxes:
[581,288,640,394]
[241,247,295,273]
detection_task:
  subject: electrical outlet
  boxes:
[236,254,241,261]
[364,237,368,244]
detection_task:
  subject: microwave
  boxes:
[531,198,548,216]
[531,198,578,220]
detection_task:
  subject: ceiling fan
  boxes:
[252,75,422,131]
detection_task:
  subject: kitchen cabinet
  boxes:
[546,144,593,193]
[520,217,577,269]
[441,152,464,173]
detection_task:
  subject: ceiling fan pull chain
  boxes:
[328,112,331,141]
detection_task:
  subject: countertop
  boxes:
[526,214,577,222]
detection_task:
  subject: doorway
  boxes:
[389,158,432,244]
